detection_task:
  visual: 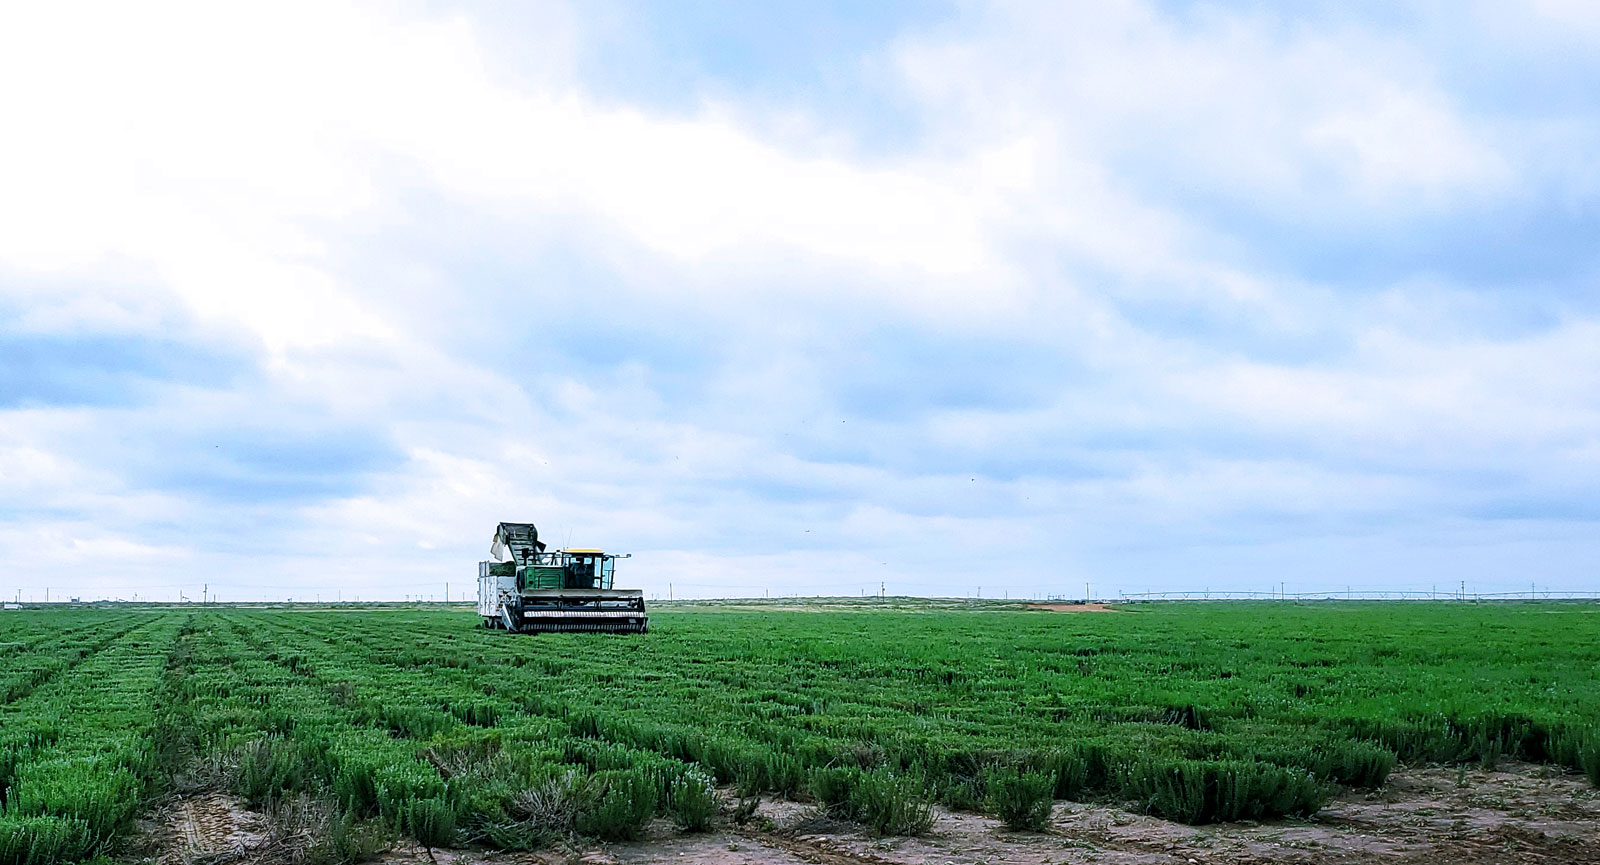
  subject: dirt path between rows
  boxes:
[134,762,1600,865]
[1026,603,1117,612]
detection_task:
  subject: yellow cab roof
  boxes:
[565,548,604,554]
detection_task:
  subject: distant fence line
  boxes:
[1102,590,1600,601]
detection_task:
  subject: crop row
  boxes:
[0,614,186,865]
[0,618,142,705]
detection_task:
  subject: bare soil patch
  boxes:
[139,791,270,864]
[1026,603,1117,613]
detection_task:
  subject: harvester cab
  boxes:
[477,522,647,633]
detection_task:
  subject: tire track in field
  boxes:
[733,825,903,865]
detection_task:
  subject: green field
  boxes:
[1,601,1598,863]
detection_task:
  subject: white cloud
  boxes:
[0,0,1011,360]
[1,0,1598,601]
[1306,85,1511,203]
[896,1,1512,214]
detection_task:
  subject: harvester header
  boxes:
[477,521,647,633]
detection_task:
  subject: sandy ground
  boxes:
[143,792,271,864]
[132,762,1600,865]
[1025,603,1117,613]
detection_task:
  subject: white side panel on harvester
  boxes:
[477,574,517,617]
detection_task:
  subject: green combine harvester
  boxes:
[477,522,647,633]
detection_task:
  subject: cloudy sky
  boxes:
[3,1,1598,602]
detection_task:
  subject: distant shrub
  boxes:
[668,768,718,832]
[1338,715,1468,764]
[149,704,193,774]
[1124,759,1326,824]
[266,794,394,865]
[373,761,446,824]
[1337,712,1565,770]
[323,811,394,864]
[7,757,143,840]
[333,756,382,816]
[808,766,863,815]
[1319,741,1395,788]
[1254,740,1394,789]
[489,768,585,849]
[567,710,603,739]
[1581,745,1600,787]
[0,747,20,793]
[764,752,807,796]
[935,774,983,812]
[694,736,748,784]
[232,737,307,809]
[326,681,358,706]
[984,766,1054,831]
[576,769,657,841]
[563,738,640,773]
[1032,747,1093,800]
[365,703,455,740]
[1162,704,1213,731]
[0,815,99,865]
[395,796,457,847]
[850,770,935,836]
[844,740,886,769]
[1563,729,1600,787]
[445,700,500,728]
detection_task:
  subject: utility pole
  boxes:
[446,582,449,604]
[203,584,207,604]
